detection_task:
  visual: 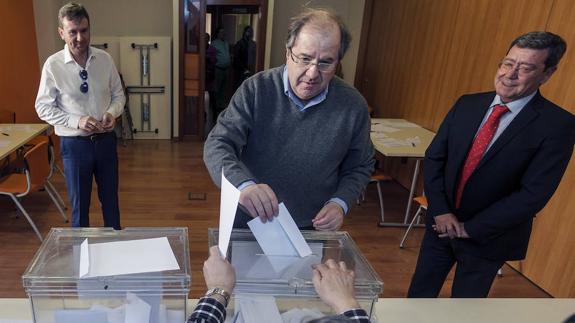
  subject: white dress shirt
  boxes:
[35,44,125,136]
[476,91,537,152]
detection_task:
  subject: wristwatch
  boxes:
[205,287,231,307]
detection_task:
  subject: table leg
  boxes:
[403,159,420,224]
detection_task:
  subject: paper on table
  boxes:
[79,237,180,278]
[219,170,241,257]
[248,203,312,257]
[371,124,400,133]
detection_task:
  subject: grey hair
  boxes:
[58,2,90,27]
[509,31,566,70]
[285,8,351,60]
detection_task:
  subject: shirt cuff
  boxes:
[328,198,348,214]
[237,180,256,191]
[342,308,370,323]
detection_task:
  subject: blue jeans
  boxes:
[61,132,120,229]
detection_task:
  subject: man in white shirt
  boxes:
[35,2,125,229]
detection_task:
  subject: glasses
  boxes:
[79,69,88,93]
[289,50,337,72]
[498,60,540,76]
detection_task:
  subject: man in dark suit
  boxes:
[407,31,575,298]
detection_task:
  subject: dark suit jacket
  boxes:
[424,91,575,261]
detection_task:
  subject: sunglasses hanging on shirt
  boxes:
[79,69,88,93]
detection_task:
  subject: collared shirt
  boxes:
[187,297,226,323]
[282,65,329,111]
[35,44,125,137]
[477,91,537,152]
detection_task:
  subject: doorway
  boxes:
[179,0,267,140]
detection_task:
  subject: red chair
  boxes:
[0,141,68,241]
[400,196,427,248]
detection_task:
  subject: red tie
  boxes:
[455,104,509,208]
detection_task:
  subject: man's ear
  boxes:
[58,27,65,40]
[540,65,557,86]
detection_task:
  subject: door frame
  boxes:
[178,0,268,140]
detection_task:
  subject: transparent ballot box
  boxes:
[22,227,190,323]
[208,229,383,320]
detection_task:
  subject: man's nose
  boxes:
[504,65,519,79]
[305,64,320,79]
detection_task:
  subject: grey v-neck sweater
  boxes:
[204,66,374,227]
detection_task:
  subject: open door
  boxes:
[179,0,267,140]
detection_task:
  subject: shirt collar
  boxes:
[63,44,94,65]
[490,91,537,115]
[282,65,329,111]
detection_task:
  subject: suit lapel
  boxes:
[453,94,494,170]
[476,93,542,169]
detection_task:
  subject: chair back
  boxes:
[23,141,50,187]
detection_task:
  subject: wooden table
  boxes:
[0,124,51,160]
[1,298,573,323]
[370,119,435,226]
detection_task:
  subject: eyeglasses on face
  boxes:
[288,50,337,72]
[498,59,540,76]
[79,69,88,93]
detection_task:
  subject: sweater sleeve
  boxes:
[332,103,375,209]
[203,80,257,188]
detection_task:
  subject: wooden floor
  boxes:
[0,140,549,298]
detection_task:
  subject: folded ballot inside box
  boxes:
[22,228,190,323]
[208,228,383,321]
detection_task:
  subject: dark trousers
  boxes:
[61,132,121,230]
[407,229,504,298]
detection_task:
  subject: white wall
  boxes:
[33,0,62,66]
[78,0,173,36]
[270,0,365,84]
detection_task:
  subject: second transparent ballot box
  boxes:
[208,228,383,320]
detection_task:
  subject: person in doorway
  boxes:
[35,2,125,230]
[232,25,256,89]
[211,27,231,119]
[407,31,575,298]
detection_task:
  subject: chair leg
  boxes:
[376,181,385,226]
[46,180,67,210]
[400,206,423,248]
[55,164,65,178]
[44,185,68,222]
[8,194,43,242]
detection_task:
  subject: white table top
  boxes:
[370,118,435,158]
[0,124,50,160]
[1,298,573,323]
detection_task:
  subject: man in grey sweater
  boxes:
[204,8,374,230]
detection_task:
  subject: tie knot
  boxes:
[492,104,509,118]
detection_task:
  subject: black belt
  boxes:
[72,132,113,141]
